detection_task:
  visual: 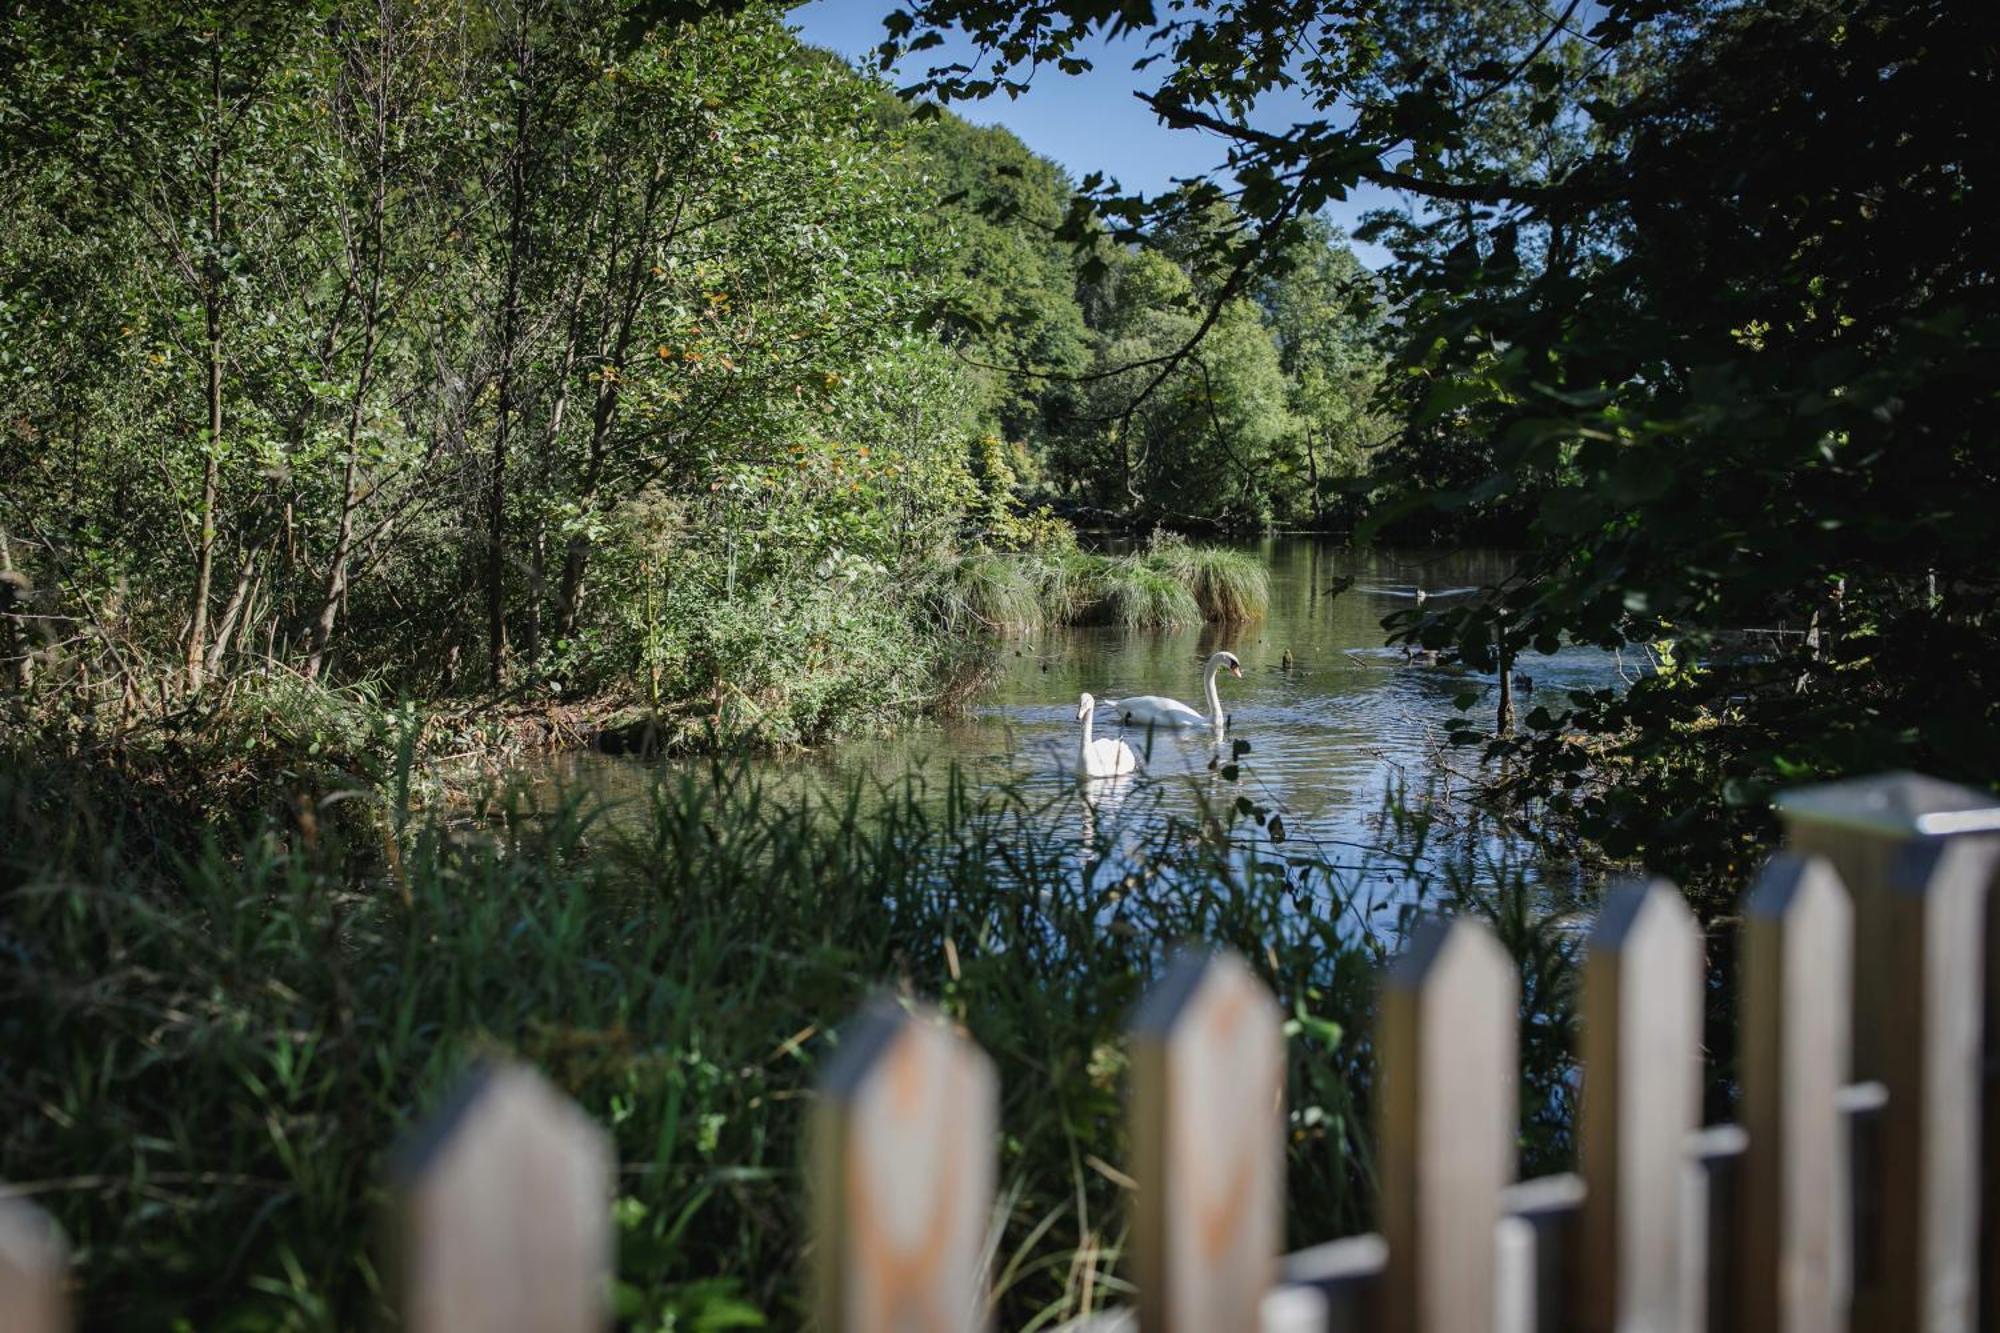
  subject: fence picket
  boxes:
[1129,950,1285,1333]
[0,1198,69,1333]
[21,770,2000,1332]
[1738,854,1853,1333]
[1989,878,2000,1333]
[390,1062,613,1333]
[1685,1125,1747,1333]
[1577,880,1704,1333]
[1283,1234,1386,1333]
[814,998,998,1333]
[1378,918,1518,1333]
[1777,774,2000,1333]
[1495,1174,1584,1333]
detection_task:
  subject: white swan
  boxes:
[1102,651,1242,730]
[1075,692,1140,778]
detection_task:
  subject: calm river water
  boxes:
[520,541,1626,913]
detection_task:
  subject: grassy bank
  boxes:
[942,542,1270,636]
[4,533,1259,771]
[3,753,1381,1331]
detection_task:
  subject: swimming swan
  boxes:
[1075,692,1140,778]
[1102,651,1242,730]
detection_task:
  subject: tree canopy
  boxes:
[883,0,2000,876]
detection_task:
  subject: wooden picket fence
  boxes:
[3,771,1998,1331]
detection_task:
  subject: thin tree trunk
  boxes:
[205,544,264,676]
[524,527,545,663]
[186,42,225,691]
[552,374,616,637]
[528,250,590,658]
[1304,430,1324,528]
[0,529,27,691]
[487,75,534,686]
[554,168,668,640]
[306,46,391,681]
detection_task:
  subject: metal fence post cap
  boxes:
[1774,771,2000,838]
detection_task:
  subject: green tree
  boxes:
[0,1,996,711]
[1069,245,1301,527]
[1259,217,1390,527]
[899,110,1091,450]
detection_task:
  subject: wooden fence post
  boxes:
[814,998,997,1333]
[390,1063,613,1333]
[1284,1234,1387,1333]
[1129,950,1286,1333]
[1686,1126,1747,1333]
[1738,853,1853,1333]
[1777,773,2000,1333]
[1378,917,1518,1333]
[1576,879,1704,1333]
[0,1198,69,1333]
[1495,1174,1584,1333]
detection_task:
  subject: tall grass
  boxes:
[942,541,1268,638]
[0,755,1374,1331]
[1080,555,1203,630]
[942,552,1054,634]
[1151,543,1270,623]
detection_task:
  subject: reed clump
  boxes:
[1078,555,1204,629]
[1150,542,1271,623]
[942,539,1269,637]
[941,551,1057,634]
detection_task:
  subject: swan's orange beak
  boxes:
[1229,664,1243,678]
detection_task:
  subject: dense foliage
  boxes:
[0,747,1419,1329]
[3,3,987,723]
[0,0,1379,753]
[7,0,1989,1321]
[887,0,2000,892]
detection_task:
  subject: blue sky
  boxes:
[789,0,1400,267]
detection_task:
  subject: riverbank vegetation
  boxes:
[3,0,1992,1323]
[0,0,1345,772]
[1,749,1575,1329]
[945,538,1268,636]
[887,0,1998,897]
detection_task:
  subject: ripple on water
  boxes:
[512,542,1633,918]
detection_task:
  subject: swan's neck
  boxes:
[1204,664,1224,727]
[1079,706,1096,755]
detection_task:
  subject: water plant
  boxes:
[1149,541,1272,623]
[0,754,1375,1331]
[1079,555,1204,630]
[940,541,1269,639]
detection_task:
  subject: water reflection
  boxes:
[509,541,1631,912]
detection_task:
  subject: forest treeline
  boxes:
[0,0,1382,741]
